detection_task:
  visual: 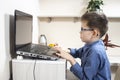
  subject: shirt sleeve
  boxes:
[70,62,83,79]
[69,48,83,58]
[70,51,100,80]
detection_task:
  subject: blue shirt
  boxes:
[69,40,111,80]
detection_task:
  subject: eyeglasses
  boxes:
[80,27,94,32]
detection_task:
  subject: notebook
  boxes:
[14,10,58,60]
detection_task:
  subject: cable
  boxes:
[33,60,37,80]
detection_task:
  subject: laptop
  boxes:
[14,10,58,60]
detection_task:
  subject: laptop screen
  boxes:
[14,10,33,50]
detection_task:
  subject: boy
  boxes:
[55,12,111,80]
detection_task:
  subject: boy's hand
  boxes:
[54,46,76,65]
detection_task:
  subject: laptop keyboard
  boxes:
[17,44,59,60]
[18,44,57,55]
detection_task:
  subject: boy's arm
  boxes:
[70,51,100,80]
[68,48,83,58]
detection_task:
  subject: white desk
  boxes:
[12,59,66,80]
[12,56,120,80]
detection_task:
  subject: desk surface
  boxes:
[12,58,66,63]
[13,56,120,66]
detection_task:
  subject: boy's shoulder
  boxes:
[86,39,103,47]
[88,40,106,53]
[90,40,104,48]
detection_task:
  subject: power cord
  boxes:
[33,60,37,80]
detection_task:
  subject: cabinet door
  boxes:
[35,61,66,80]
[12,59,66,80]
[12,60,35,80]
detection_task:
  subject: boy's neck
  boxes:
[86,37,100,44]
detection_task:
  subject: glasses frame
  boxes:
[80,27,94,32]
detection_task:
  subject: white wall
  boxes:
[39,0,120,17]
[39,0,88,17]
[39,18,84,48]
[106,19,120,56]
[0,0,40,80]
[103,0,120,17]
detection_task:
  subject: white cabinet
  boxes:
[12,59,66,80]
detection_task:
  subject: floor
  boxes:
[66,70,79,80]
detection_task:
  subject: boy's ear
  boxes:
[93,29,99,37]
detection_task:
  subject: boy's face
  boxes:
[80,20,94,43]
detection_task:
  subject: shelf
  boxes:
[38,12,120,23]
[38,16,81,23]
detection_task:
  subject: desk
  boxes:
[12,59,66,80]
[12,56,120,80]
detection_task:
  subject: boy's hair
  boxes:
[81,12,108,38]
